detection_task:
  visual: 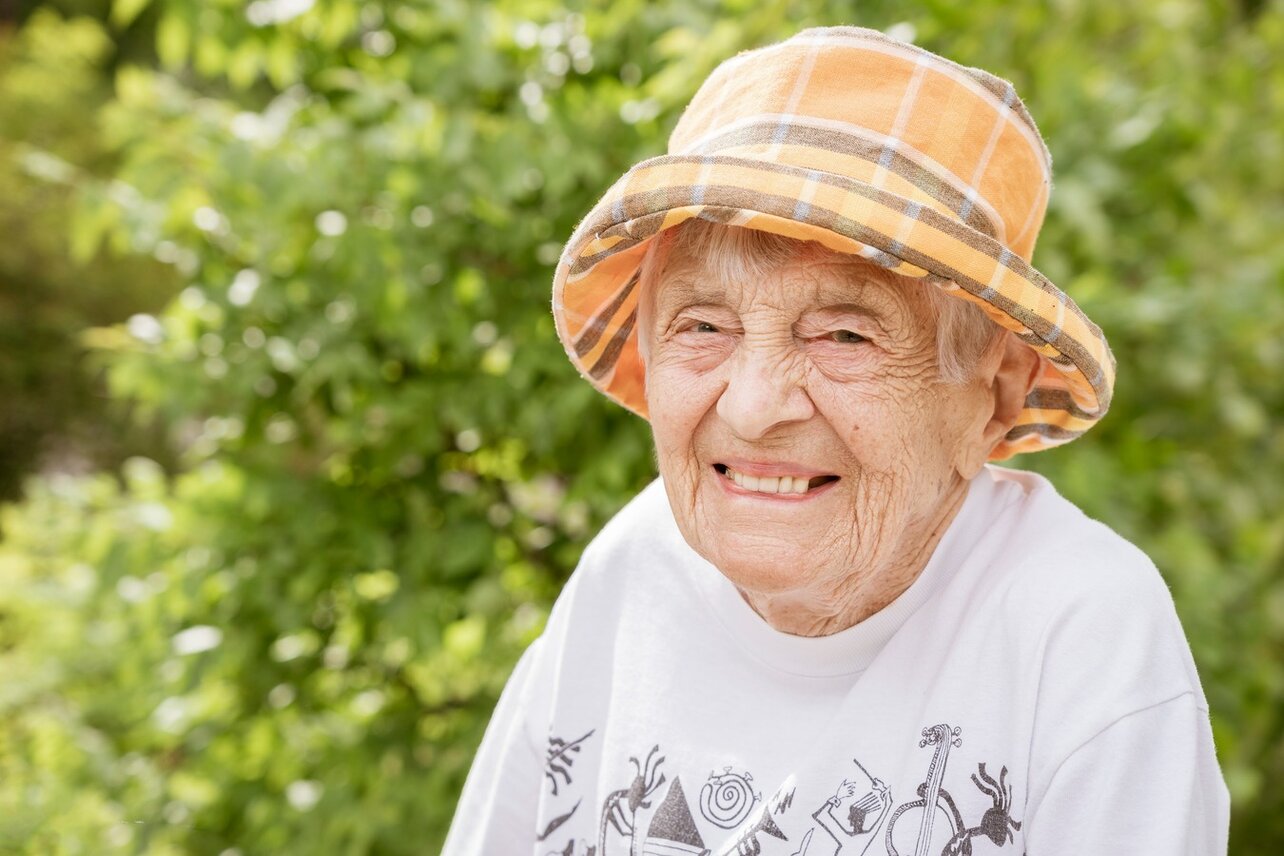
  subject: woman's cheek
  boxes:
[647,344,728,420]
[658,334,736,374]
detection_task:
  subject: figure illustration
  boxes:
[806,760,892,855]
[886,726,1023,856]
[598,745,667,855]
[939,764,1022,855]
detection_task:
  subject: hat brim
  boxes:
[553,153,1115,460]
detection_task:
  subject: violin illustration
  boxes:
[884,724,965,856]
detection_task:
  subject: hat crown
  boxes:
[666,26,1053,261]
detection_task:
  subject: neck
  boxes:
[736,474,971,637]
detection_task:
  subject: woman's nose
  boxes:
[715,346,815,440]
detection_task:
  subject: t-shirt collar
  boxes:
[679,468,1000,678]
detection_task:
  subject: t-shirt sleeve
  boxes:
[1023,691,1230,855]
[440,636,546,855]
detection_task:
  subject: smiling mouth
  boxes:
[713,463,840,496]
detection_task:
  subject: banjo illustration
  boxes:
[885,724,964,856]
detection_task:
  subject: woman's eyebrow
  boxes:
[804,302,897,329]
[655,281,898,322]
[655,280,729,311]
[811,302,884,318]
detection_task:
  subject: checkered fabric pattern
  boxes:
[551,26,1115,459]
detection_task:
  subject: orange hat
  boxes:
[551,26,1114,458]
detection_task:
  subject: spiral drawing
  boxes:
[699,768,760,829]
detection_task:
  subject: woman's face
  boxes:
[643,249,997,616]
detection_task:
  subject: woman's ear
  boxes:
[955,334,1041,478]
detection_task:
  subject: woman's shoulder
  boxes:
[975,465,1207,706]
[981,464,1170,605]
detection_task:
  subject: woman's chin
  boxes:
[707,550,819,598]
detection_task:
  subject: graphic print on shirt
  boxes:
[772,785,796,816]
[544,837,592,856]
[700,768,762,829]
[884,724,1022,856]
[539,798,584,843]
[599,744,667,855]
[547,729,597,796]
[540,729,598,844]
[795,759,892,856]
[570,729,1019,856]
[885,724,963,856]
[714,802,788,856]
[939,764,1022,855]
[643,777,710,856]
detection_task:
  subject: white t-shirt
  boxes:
[443,465,1229,855]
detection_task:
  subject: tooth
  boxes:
[722,468,824,495]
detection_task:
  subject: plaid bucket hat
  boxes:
[551,25,1115,459]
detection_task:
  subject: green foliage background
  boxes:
[0,0,1280,853]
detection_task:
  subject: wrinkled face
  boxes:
[643,251,995,611]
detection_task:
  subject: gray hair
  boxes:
[635,219,1006,385]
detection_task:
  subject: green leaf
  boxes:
[156,12,191,71]
[109,0,153,29]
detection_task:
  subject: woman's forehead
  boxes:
[654,256,926,320]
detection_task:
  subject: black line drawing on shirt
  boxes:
[599,744,666,856]
[771,784,796,816]
[538,798,583,842]
[940,764,1022,855]
[800,759,892,855]
[885,724,964,856]
[546,729,597,796]
[544,838,595,856]
[642,776,710,856]
[714,804,788,856]
[700,767,761,829]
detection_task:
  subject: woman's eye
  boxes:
[829,329,866,344]
[693,322,719,333]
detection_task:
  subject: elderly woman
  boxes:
[443,26,1229,856]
